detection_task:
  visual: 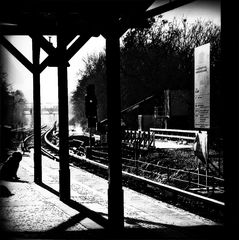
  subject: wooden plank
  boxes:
[0,35,33,72]
[154,134,196,141]
[150,128,199,135]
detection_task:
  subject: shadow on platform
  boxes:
[3,224,225,240]
[38,182,108,228]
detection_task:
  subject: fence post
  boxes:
[134,139,139,160]
[188,170,191,189]
[197,158,200,188]
[85,146,92,159]
[212,176,215,194]
[167,166,170,182]
[135,156,138,175]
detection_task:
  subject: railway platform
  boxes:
[0,150,225,240]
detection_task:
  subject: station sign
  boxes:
[194,43,210,129]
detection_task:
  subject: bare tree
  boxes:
[71,17,221,130]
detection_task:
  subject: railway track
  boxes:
[21,125,48,152]
[25,126,225,222]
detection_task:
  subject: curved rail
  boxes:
[22,125,48,152]
[42,127,86,159]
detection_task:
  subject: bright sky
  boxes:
[0,0,220,105]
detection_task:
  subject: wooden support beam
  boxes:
[32,34,42,184]
[0,35,33,73]
[57,30,70,202]
[39,34,89,72]
[38,35,55,55]
[36,34,76,56]
[105,26,124,230]
[66,34,90,61]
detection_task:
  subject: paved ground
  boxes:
[0,150,224,239]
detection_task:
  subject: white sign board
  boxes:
[194,43,210,129]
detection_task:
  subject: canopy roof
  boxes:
[0,0,194,35]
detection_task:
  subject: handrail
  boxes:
[150,128,200,143]
[150,128,199,134]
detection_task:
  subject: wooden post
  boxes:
[32,35,42,184]
[106,28,124,230]
[205,131,208,192]
[167,166,170,182]
[57,30,70,202]
[188,170,191,188]
[89,127,92,149]
[197,158,200,188]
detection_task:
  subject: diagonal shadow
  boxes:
[37,182,108,228]
[38,182,59,197]
[2,179,28,183]
[65,199,108,228]
[99,212,225,233]
[3,221,225,240]
[46,212,87,233]
[0,185,14,197]
[36,182,224,239]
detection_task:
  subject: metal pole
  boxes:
[197,157,200,188]
[57,30,70,202]
[206,131,208,192]
[106,28,124,230]
[206,160,208,192]
[32,35,42,184]
[89,127,92,149]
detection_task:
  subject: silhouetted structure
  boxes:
[1,0,236,237]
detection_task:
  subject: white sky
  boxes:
[1,0,220,105]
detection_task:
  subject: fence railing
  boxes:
[122,129,155,149]
[89,146,224,196]
[150,128,199,142]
